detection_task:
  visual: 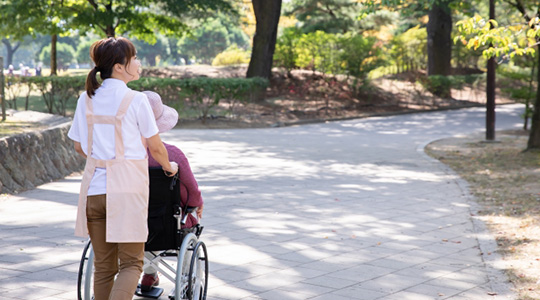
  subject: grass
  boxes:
[425,130,540,299]
[0,119,45,137]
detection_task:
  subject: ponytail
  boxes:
[85,67,100,98]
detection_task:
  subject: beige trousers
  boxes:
[87,194,144,300]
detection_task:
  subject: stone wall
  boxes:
[0,122,85,194]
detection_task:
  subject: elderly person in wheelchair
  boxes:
[141,91,204,293]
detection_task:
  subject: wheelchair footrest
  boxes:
[135,285,163,299]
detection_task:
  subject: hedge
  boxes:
[4,76,268,120]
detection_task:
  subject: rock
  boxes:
[0,120,85,194]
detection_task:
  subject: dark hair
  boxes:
[85,37,137,97]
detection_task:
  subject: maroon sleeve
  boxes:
[166,144,203,209]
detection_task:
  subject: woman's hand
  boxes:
[164,161,178,177]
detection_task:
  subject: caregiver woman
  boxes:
[68,37,178,300]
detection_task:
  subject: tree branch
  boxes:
[87,0,98,10]
[502,0,531,22]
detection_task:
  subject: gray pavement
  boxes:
[0,104,524,299]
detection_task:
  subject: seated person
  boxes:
[141,91,204,291]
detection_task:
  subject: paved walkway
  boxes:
[0,104,524,300]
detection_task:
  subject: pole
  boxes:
[486,0,496,140]
[0,56,5,122]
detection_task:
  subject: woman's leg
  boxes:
[109,242,144,299]
[87,194,117,300]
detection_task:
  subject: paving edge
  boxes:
[417,138,517,299]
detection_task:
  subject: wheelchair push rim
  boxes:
[188,241,208,300]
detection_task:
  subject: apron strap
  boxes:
[85,90,137,160]
[114,90,136,160]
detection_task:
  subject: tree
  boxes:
[132,38,169,66]
[76,40,95,66]
[285,0,360,34]
[246,0,282,80]
[177,15,249,64]
[1,0,234,75]
[455,2,540,148]
[1,39,21,67]
[39,43,76,70]
[71,0,234,41]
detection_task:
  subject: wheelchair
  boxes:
[77,168,208,300]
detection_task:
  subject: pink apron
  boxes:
[74,90,149,243]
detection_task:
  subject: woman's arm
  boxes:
[73,141,87,159]
[147,134,178,176]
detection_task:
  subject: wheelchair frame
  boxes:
[77,167,208,300]
[77,225,208,300]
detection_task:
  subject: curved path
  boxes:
[0,104,523,299]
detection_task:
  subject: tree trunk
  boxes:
[106,25,115,38]
[486,56,496,140]
[50,34,58,76]
[1,39,21,67]
[168,37,180,65]
[527,46,540,149]
[246,0,282,80]
[485,0,496,141]
[427,1,452,77]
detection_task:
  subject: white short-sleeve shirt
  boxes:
[68,78,159,195]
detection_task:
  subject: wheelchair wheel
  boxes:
[77,240,94,300]
[188,241,208,300]
[174,233,198,300]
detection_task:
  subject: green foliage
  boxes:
[132,38,169,67]
[273,29,383,81]
[5,75,267,120]
[129,77,269,121]
[296,31,340,74]
[285,0,360,33]
[455,15,536,60]
[0,0,74,40]
[339,33,383,79]
[177,18,240,64]
[27,76,86,116]
[212,45,250,66]
[76,41,94,65]
[39,43,76,70]
[273,27,302,74]
[389,25,427,72]
[4,76,34,111]
[419,74,484,98]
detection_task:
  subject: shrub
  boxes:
[296,31,340,75]
[273,27,302,75]
[389,25,427,73]
[27,76,86,116]
[212,45,251,66]
[7,76,268,121]
[129,77,268,121]
[274,28,384,84]
[4,76,34,110]
[420,75,452,98]
[338,34,384,81]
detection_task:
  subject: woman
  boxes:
[139,91,204,292]
[68,37,178,300]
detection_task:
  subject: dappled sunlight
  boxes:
[378,128,412,135]
[168,140,321,181]
[328,162,451,183]
[1,105,525,299]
